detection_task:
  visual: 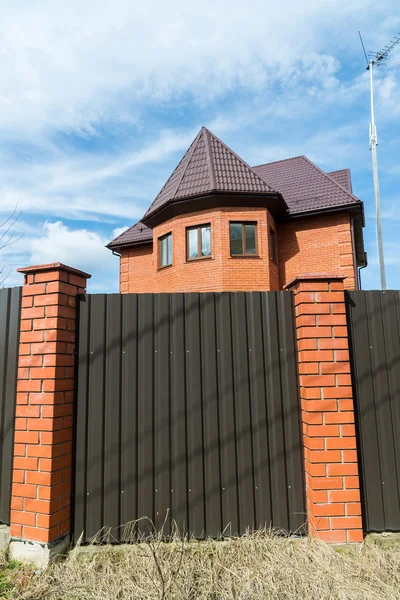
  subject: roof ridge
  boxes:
[328,168,350,174]
[143,131,200,217]
[328,168,352,193]
[300,156,360,203]
[203,127,274,192]
[203,128,216,189]
[171,128,204,199]
[253,155,305,168]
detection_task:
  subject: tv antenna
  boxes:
[358,31,400,290]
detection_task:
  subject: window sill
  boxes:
[186,256,213,263]
[230,255,261,259]
[157,264,173,272]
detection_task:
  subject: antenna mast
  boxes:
[360,31,400,290]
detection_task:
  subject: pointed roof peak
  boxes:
[142,127,275,222]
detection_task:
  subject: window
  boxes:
[186,224,211,260]
[269,227,277,262]
[159,232,172,268]
[229,222,257,256]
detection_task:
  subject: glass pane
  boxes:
[245,224,256,254]
[230,223,243,255]
[167,233,172,265]
[160,237,167,267]
[188,229,198,259]
[201,226,211,256]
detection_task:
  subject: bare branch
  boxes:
[0,206,22,244]
[0,204,19,230]
[0,231,24,251]
[0,267,12,287]
[0,205,23,288]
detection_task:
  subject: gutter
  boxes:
[286,202,363,220]
[142,189,288,227]
[106,239,153,253]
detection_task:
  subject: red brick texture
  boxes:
[10,264,90,544]
[119,209,357,294]
[288,275,363,544]
[121,207,279,293]
[278,212,356,291]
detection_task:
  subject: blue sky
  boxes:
[0,1,399,292]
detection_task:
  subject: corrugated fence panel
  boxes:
[73,292,305,542]
[347,290,400,532]
[0,287,21,524]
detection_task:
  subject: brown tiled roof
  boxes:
[142,127,275,221]
[253,156,361,215]
[328,169,352,193]
[107,221,152,249]
[108,130,363,250]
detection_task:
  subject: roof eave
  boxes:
[286,201,363,220]
[142,190,287,229]
[106,238,153,252]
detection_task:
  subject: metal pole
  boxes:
[369,61,387,290]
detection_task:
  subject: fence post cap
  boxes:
[17,263,91,279]
[283,273,345,290]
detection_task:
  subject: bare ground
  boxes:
[2,529,400,599]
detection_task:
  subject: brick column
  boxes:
[10,263,90,557]
[286,275,363,544]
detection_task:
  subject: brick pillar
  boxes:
[286,274,363,544]
[10,263,90,555]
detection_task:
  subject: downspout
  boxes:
[358,260,367,290]
[111,248,124,293]
[350,217,359,290]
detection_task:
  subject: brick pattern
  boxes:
[120,207,279,293]
[289,276,363,544]
[278,212,356,291]
[120,244,153,294]
[119,209,357,294]
[10,264,89,544]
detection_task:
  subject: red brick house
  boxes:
[108,127,366,292]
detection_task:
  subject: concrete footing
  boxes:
[9,536,70,567]
[0,525,10,551]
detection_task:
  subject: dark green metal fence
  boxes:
[0,287,21,524]
[347,290,400,532]
[73,292,305,542]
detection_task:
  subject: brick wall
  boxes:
[119,209,357,294]
[121,207,279,293]
[278,212,356,290]
[288,275,363,543]
[10,263,90,545]
[120,244,153,294]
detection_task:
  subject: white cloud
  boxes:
[376,73,400,119]
[0,0,390,137]
[0,126,199,222]
[247,122,367,170]
[29,221,111,270]
[0,0,396,231]
[1,221,119,291]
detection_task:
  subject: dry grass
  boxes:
[5,525,400,600]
